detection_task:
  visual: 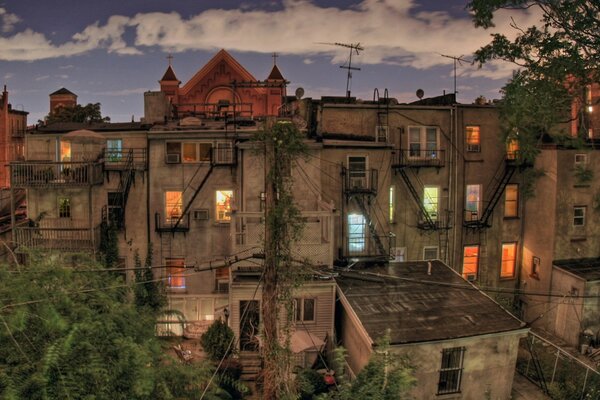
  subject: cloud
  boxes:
[0,8,20,33]
[0,0,541,79]
[59,64,74,69]
[97,87,147,96]
[303,58,313,65]
[3,72,13,80]
[35,75,49,81]
[56,74,69,79]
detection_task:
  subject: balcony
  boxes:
[392,149,445,168]
[15,221,101,253]
[345,233,395,259]
[342,168,378,196]
[155,212,190,233]
[103,148,147,171]
[232,211,334,268]
[10,161,104,188]
[416,211,452,230]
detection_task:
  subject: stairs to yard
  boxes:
[238,351,262,382]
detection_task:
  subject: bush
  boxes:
[296,368,328,399]
[201,319,235,361]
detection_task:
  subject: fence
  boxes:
[517,331,600,399]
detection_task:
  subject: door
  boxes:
[239,300,260,351]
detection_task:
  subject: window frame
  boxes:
[58,197,71,218]
[294,297,316,323]
[465,126,481,152]
[408,125,440,159]
[573,206,586,227]
[574,153,588,167]
[501,242,517,279]
[215,190,233,223]
[166,258,186,289]
[465,184,481,222]
[423,185,440,221]
[375,125,389,142]
[166,141,212,164]
[347,155,368,189]
[437,347,465,395]
[348,213,366,254]
[106,138,123,162]
[462,245,479,281]
[165,191,183,223]
[504,184,519,218]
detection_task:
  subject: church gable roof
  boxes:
[50,88,76,96]
[180,49,261,96]
[267,64,284,81]
[160,65,179,82]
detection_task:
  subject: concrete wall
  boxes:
[550,268,585,346]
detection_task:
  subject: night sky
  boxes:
[0,0,541,123]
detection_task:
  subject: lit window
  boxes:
[58,197,71,218]
[408,126,439,158]
[294,298,315,322]
[463,245,479,280]
[504,184,518,218]
[506,138,519,160]
[466,126,480,152]
[182,142,212,163]
[165,191,183,223]
[465,184,481,221]
[166,258,186,289]
[348,214,366,253]
[424,186,439,221]
[501,243,517,278]
[389,186,395,223]
[348,156,367,189]
[60,140,71,162]
[423,246,439,260]
[216,190,233,222]
[438,347,465,395]
[573,206,586,227]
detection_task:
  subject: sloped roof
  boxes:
[50,88,77,96]
[336,261,525,345]
[160,65,179,82]
[267,64,284,81]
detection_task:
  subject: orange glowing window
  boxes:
[501,243,517,278]
[216,190,233,222]
[165,191,183,222]
[504,184,518,217]
[462,245,479,280]
[506,139,519,160]
[60,140,71,162]
[166,258,185,289]
[466,126,480,152]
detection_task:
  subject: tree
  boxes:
[468,0,599,151]
[134,244,166,313]
[0,253,217,399]
[43,102,111,124]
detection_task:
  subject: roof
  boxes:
[49,88,77,96]
[35,121,149,133]
[267,64,284,81]
[336,261,525,345]
[160,65,179,82]
[553,258,600,281]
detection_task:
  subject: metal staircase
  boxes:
[352,196,387,257]
[397,169,436,229]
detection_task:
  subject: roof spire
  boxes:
[167,53,173,66]
[272,52,279,66]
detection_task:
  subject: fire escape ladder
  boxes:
[352,196,387,257]
[172,163,215,230]
[398,169,435,228]
[375,88,390,142]
[479,161,516,227]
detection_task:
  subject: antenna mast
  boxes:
[440,54,471,96]
[318,42,364,98]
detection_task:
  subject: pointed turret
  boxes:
[267,64,284,81]
[161,65,179,82]
[159,62,181,104]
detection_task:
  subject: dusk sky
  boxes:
[0,0,541,123]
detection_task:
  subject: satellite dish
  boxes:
[295,87,305,100]
[416,89,424,99]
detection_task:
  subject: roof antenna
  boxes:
[317,42,364,98]
[439,54,471,96]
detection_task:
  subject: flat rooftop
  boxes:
[553,258,600,281]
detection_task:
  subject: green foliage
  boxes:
[44,102,111,124]
[134,243,166,313]
[0,255,221,399]
[574,165,594,184]
[99,222,119,268]
[521,167,545,199]
[296,369,328,400]
[201,319,235,362]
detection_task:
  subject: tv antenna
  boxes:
[440,54,472,95]
[318,42,364,97]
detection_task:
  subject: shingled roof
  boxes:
[160,65,179,82]
[336,261,525,345]
[267,64,284,81]
[49,88,76,96]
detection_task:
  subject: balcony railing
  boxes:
[103,148,147,170]
[345,233,395,259]
[392,149,445,168]
[342,168,378,196]
[10,161,104,187]
[155,212,190,233]
[416,211,452,230]
[15,223,101,253]
[232,211,334,268]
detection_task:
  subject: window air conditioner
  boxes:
[193,209,209,220]
[466,274,476,282]
[166,153,180,164]
[349,177,366,189]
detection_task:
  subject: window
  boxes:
[462,245,479,281]
[58,197,71,218]
[423,186,439,221]
[423,246,439,260]
[506,138,519,160]
[573,206,586,227]
[375,125,388,142]
[575,154,588,166]
[465,184,481,221]
[408,126,438,158]
[438,347,465,395]
[465,126,480,152]
[165,191,183,223]
[348,156,367,189]
[392,247,406,262]
[59,140,71,162]
[166,258,186,289]
[389,186,395,223]
[531,256,540,278]
[166,142,212,163]
[294,298,316,323]
[504,184,518,218]
[106,139,122,162]
[501,243,517,278]
[348,214,366,253]
[216,190,233,222]
[215,142,233,164]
